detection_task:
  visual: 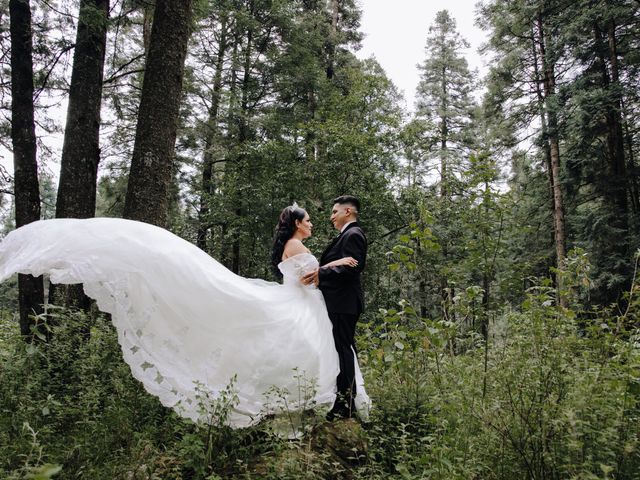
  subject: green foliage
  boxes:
[479,0,640,306]
[411,8,477,192]
[0,308,362,479]
[2,262,638,479]
[0,309,175,478]
[355,261,640,479]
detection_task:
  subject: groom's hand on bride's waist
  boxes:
[301,268,319,286]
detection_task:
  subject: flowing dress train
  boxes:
[0,218,370,427]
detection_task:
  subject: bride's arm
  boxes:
[324,256,358,268]
[301,256,358,287]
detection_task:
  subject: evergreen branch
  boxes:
[34,44,75,101]
[369,224,410,246]
[0,164,11,183]
[619,252,639,323]
[103,54,146,84]
[40,0,77,19]
[488,209,505,280]
[103,67,145,85]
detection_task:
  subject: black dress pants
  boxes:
[328,311,359,417]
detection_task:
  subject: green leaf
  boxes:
[403,305,416,315]
[395,463,413,479]
[600,464,613,475]
[25,464,62,479]
[33,329,47,341]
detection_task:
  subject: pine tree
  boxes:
[55,0,110,220]
[51,0,109,309]
[123,0,194,227]
[479,0,571,303]
[9,0,44,336]
[559,0,640,304]
[415,10,476,196]
[411,10,477,315]
[194,2,232,251]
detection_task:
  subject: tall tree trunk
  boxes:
[326,0,339,79]
[123,0,193,227]
[53,0,109,309]
[604,19,629,229]
[593,21,629,220]
[230,11,255,274]
[439,64,448,198]
[531,25,558,271]
[537,12,567,305]
[217,29,242,270]
[197,14,229,251]
[304,89,317,171]
[142,2,153,54]
[56,0,109,220]
[10,0,44,336]
[439,64,451,316]
[592,18,631,302]
[622,98,639,213]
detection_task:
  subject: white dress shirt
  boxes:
[340,220,356,233]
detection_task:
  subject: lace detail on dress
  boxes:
[277,253,318,286]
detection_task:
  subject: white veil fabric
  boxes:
[0,218,370,427]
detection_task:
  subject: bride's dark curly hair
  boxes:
[271,205,306,279]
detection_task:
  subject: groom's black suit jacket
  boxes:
[318,222,367,315]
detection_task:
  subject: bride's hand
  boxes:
[326,256,358,268]
[301,268,319,286]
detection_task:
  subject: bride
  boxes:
[0,205,369,428]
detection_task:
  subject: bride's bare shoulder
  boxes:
[282,239,310,260]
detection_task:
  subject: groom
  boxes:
[302,195,367,419]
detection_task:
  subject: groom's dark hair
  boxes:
[333,195,360,213]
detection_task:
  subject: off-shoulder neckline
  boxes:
[279,252,315,264]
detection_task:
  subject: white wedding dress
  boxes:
[0,218,370,427]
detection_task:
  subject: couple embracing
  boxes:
[273,195,367,420]
[0,195,370,426]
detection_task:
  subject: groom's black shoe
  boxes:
[326,394,357,421]
[326,408,348,422]
[326,407,357,422]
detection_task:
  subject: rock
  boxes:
[247,418,368,479]
[310,419,368,472]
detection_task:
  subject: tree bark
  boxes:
[217,29,242,270]
[142,2,153,55]
[531,25,557,247]
[197,14,229,251]
[52,0,109,310]
[438,63,451,315]
[537,12,567,305]
[123,0,193,227]
[56,0,109,220]
[230,7,255,274]
[604,19,629,232]
[10,0,45,336]
[590,18,631,302]
[326,0,339,79]
[623,98,639,213]
[440,64,448,198]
